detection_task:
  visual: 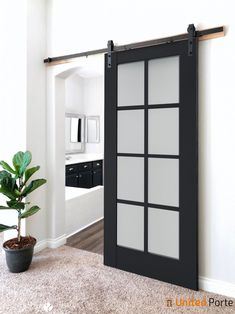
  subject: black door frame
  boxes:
[104,39,198,290]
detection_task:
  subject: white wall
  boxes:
[83,76,104,154]
[65,74,83,112]
[26,0,47,245]
[0,1,27,159]
[0,0,27,239]
[65,72,104,154]
[46,0,235,296]
[0,0,47,247]
[65,74,84,152]
[47,74,66,243]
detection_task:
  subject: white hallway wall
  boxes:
[0,0,27,239]
[0,0,47,244]
[26,0,47,247]
[45,0,235,296]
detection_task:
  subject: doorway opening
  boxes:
[53,54,105,255]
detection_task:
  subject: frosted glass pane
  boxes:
[148,158,179,206]
[148,208,179,259]
[148,56,179,104]
[148,108,179,155]
[117,203,144,251]
[118,157,144,202]
[118,61,144,106]
[118,110,144,153]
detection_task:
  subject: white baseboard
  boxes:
[34,218,104,254]
[199,276,235,298]
[66,217,103,239]
[34,234,67,253]
[34,239,48,254]
[47,234,67,249]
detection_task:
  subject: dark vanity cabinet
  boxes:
[66,160,103,189]
[93,169,102,186]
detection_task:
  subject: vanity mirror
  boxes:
[65,114,100,153]
[85,116,100,143]
[65,113,85,153]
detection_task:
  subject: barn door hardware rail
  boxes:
[44,24,224,66]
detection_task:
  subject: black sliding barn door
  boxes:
[104,39,198,290]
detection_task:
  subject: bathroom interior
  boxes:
[64,56,104,254]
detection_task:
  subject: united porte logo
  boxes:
[166,296,234,308]
[166,299,173,307]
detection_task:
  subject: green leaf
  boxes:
[24,166,40,183]
[0,161,16,174]
[0,204,19,210]
[6,200,26,210]
[20,205,40,218]
[13,151,24,174]
[0,224,17,232]
[0,187,18,200]
[21,179,46,197]
[0,206,11,210]
[13,151,32,176]
[0,170,18,199]
[20,151,32,176]
[0,173,17,192]
[14,189,21,197]
[0,170,11,181]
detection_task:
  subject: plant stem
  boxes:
[17,215,21,243]
[19,176,23,190]
[17,176,23,243]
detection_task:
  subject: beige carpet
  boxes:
[0,245,234,314]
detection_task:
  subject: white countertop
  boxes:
[65,153,103,165]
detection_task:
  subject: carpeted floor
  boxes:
[0,245,234,314]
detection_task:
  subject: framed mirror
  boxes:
[70,117,83,143]
[85,116,100,143]
[65,113,85,153]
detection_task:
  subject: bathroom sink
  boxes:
[65,153,104,165]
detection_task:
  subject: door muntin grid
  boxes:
[117,57,180,259]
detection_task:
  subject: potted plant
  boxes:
[0,151,46,273]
